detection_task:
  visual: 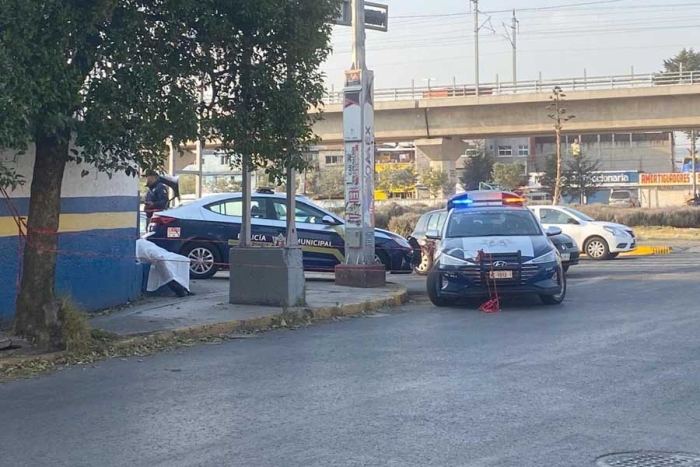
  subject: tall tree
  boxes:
[663,48,700,74]
[460,145,494,190]
[537,155,559,197]
[420,168,452,198]
[491,162,526,191]
[0,0,336,347]
[562,152,602,204]
[376,166,417,196]
[316,167,345,199]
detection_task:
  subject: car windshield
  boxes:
[561,206,594,221]
[610,191,630,200]
[446,209,542,238]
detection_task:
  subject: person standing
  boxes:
[144,171,169,221]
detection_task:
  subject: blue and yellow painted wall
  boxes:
[0,149,143,323]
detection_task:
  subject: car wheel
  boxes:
[413,248,433,276]
[182,242,220,280]
[608,252,620,259]
[584,236,610,260]
[374,250,390,271]
[540,267,566,305]
[427,270,454,307]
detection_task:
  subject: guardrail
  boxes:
[323,71,699,104]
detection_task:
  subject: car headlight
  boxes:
[525,250,558,264]
[604,226,626,236]
[439,250,477,266]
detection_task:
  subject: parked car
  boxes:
[528,205,636,260]
[411,208,580,275]
[426,191,567,307]
[609,189,640,208]
[145,191,417,279]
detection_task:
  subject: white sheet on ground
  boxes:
[136,239,190,292]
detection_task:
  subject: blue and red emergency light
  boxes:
[447,191,524,210]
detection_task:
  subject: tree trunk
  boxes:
[13,131,69,348]
[553,128,562,205]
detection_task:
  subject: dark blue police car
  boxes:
[145,191,416,279]
[426,191,567,306]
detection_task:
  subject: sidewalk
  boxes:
[90,276,408,337]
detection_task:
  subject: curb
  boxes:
[1,284,409,370]
[620,245,674,256]
[114,283,409,345]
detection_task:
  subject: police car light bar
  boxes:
[447,191,524,210]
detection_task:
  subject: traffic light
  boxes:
[333,1,389,32]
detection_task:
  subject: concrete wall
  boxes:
[0,147,142,323]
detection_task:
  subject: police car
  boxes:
[425,191,567,307]
[145,191,416,279]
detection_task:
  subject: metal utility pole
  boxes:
[503,10,518,87]
[472,0,480,95]
[547,86,575,205]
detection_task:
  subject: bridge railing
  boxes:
[323,71,699,104]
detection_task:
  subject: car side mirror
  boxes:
[566,218,580,225]
[425,229,441,240]
[547,226,563,237]
[322,215,338,225]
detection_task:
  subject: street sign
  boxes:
[334,0,388,32]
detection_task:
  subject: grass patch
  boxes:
[60,299,93,354]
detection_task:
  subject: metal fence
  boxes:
[323,71,699,104]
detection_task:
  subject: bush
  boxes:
[388,213,423,237]
[60,299,93,353]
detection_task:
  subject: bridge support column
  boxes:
[414,138,468,185]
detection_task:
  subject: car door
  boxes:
[537,207,585,246]
[202,197,278,260]
[268,198,344,271]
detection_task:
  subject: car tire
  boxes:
[608,252,620,259]
[427,270,454,307]
[413,248,433,276]
[181,242,220,280]
[584,236,610,261]
[540,267,566,305]
[374,250,391,271]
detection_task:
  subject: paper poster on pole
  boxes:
[362,70,375,231]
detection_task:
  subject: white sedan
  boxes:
[528,205,636,260]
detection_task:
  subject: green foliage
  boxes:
[207,177,241,194]
[575,205,700,228]
[460,146,494,190]
[537,155,559,197]
[376,166,417,194]
[562,154,602,203]
[663,48,700,73]
[420,168,452,198]
[315,167,345,199]
[491,162,526,191]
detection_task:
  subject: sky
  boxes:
[321,0,700,91]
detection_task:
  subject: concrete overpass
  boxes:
[313,81,700,145]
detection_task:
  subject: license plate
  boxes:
[560,253,571,261]
[489,270,513,279]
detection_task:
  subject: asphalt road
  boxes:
[3,254,700,467]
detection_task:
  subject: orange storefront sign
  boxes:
[640,172,700,186]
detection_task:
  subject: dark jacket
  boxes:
[145,180,169,219]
